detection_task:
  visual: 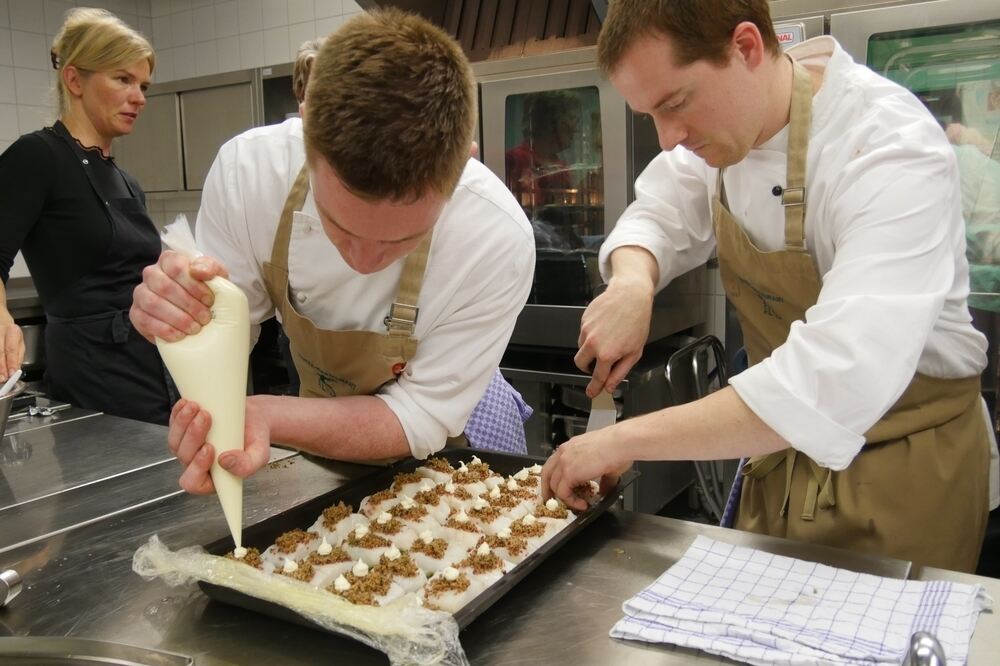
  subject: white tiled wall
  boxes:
[1,0,365,277]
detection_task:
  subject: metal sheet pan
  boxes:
[199,449,638,632]
[0,637,194,665]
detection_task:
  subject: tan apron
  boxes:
[720,60,989,572]
[261,164,467,448]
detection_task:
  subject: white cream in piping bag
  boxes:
[155,217,250,550]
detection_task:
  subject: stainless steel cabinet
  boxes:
[113,93,184,192]
[179,83,255,190]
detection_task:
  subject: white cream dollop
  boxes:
[523,514,537,526]
[497,527,512,539]
[352,560,369,577]
[545,498,559,511]
[489,485,501,499]
[443,567,460,582]
[333,574,351,592]
[385,546,402,561]
[458,462,469,472]
[453,510,469,523]
[317,537,333,556]
[471,455,482,465]
[473,497,490,510]
[476,542,490,557]
[419,480,434,492]
[506,478,519,491]
[445,482,456,493]
[400,497,416,509]
[377,511,393,525]
[232,546,248,559]
[529,464,543,474]
[419,530,434,544]
[514,469,529,481]
[354,524,369,538]
[282,558,298,574]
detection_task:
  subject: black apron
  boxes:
[39,125,173,425]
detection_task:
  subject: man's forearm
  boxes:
[608,245,659,293]
[617,386,791,463]
[251,393,412,461]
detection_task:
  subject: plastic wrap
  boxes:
[133,536,468,666]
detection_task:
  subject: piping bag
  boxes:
[156,215,250,549]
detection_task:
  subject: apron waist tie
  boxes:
[744,448,836,521]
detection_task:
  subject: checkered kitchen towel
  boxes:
[611,536,992,665]
[464,369,532,454]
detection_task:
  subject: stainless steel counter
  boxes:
[1,416,998,664]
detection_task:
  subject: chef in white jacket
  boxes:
[542,0,997,572]
[130,11,534,489]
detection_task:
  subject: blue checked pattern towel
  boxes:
[611,536,992,665]
[464,369,532,455]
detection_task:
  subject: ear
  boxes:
[730,21,767,70]
[62,65,85,98]
[298,100,306,120]
[469,140,479,159]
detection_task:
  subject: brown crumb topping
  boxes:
[279,561,316,582]
[534,503,569,520]
[453,469,486,485]
[469,505,503,524]
[273,529,319,554]
[377,553,421,579]
[225,547,263,569]
[414,487,446,504]
[424,457,455,474]
[332,585,379,606]
[445,515,481,534]
[347,567,393,595]
[573,483,599,500]
[391,472,423,491]
[306,546,351,566]
[425,572,472,597]
[448,486,472,500]
[370,516,407,536]
[510,520,547,539]
[488,493,520,510]
[320,501,353,530]
[365,489,397,508]
[467,460,492,476]
[520,475,540,488]
[479,534,529,558]
[457,551,505,575]
[389,503,430,522]
[411,537,448,559]
[346,531,392,549]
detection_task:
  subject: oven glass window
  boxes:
[870,20,1000,412]
[504,86,604,305]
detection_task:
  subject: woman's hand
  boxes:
[0,317,24,382]
[167,397,272,494]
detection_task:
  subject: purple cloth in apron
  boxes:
[719,458,746,528]
[464,369,532,455]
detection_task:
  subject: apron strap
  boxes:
[385,233,432,338]
[782,59,813,251]
[743,448,836,520]
[269,164,312,272]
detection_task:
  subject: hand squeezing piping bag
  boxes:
[156,216,250,549]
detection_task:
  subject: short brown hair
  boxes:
[598,0,779,73]
[304,9,476,202]
[51,8,155,116]
[292,37,325,104]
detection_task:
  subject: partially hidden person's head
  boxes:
[303,9,476,274]
[51,7,154,138]
[292,36,325,105]
[522,91,580,156]
[598,0,782,168]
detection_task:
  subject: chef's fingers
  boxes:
[603,350,641,394]
[0,323,24,381]
[598,472,621,498]
[178,443,217,495]
[218,438,269,479]
[166,399,197,455]
[540,447,561,501]
[554,470,588,512]
[131,251,222,343]
[573,344,596,376]
[175,409,212,467]
[188,255,229,281]
[585,356,613,399]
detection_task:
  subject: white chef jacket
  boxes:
[600,36,999,505]
[195,119,535,459]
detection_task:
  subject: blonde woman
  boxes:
[0,8,173,424]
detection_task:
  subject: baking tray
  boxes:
[199,449,638,631]
[0,637,194,665]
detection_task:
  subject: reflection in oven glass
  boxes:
[504,87,606,305]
